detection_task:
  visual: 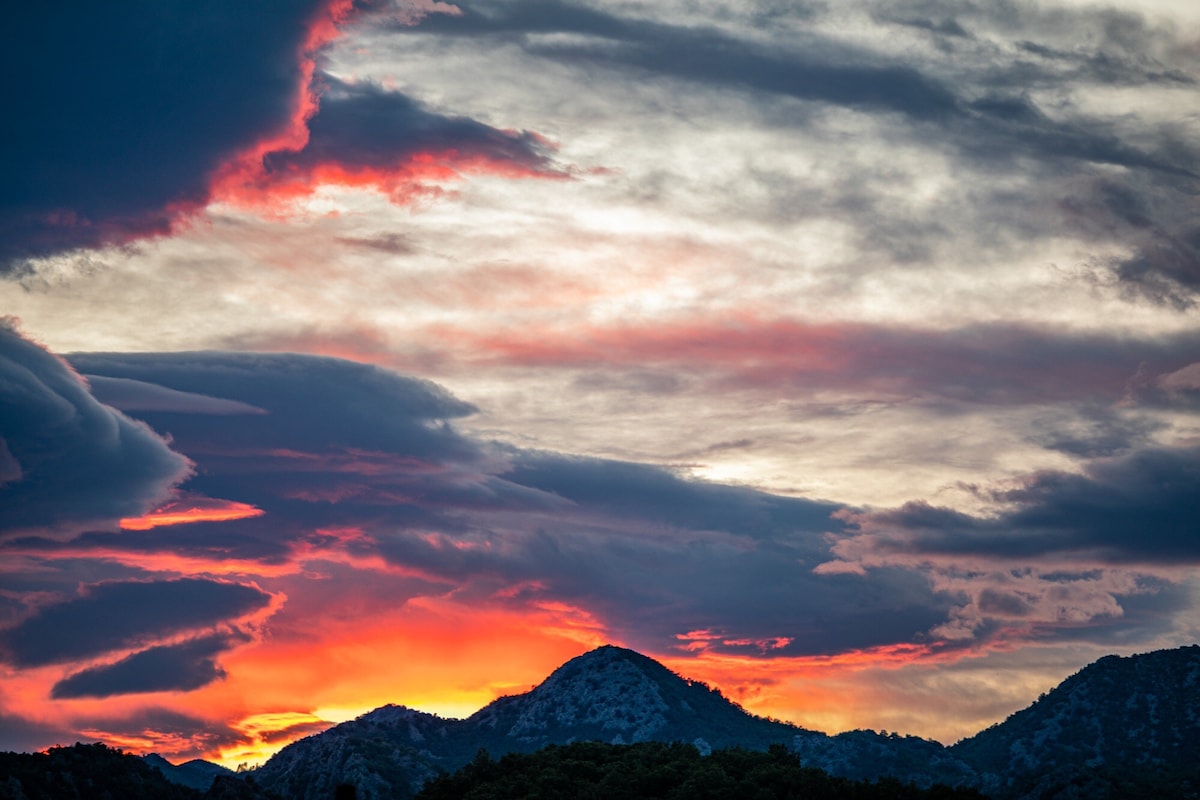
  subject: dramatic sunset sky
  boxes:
[2,0,1199,769]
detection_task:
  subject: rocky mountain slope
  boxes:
[952,644,1200,798]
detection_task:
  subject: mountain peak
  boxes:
[466,644,675,743]
[461,643,809,752]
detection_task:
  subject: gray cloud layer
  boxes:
[401,0,1200,304]
[841,445,1200,565]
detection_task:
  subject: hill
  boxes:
[952,644,1200,798]
[144,752,236,791]
[0,742,277,800]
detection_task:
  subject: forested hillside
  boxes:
[415,741,986,800]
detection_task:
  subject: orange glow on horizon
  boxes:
[193,597,608,767]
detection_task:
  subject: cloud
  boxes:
[1027,405,1164,459]
[59,350,963,658]
[425,317,1200,406]
[1059,177,1200,309]
[346,449,958,657]
[503,450,839,534]
[0,323,191,535]
[84,376,267,415]
[411,0,961,119]
[66,351,480,461]
[35,348,1195,665]
[391,0,1200,309]
[408,0,1197,178]
[834,444,1200,565]
[2,513,293,570]
[0,0,348,270]
[0,578,272,667]
[1,1,565,269]
[254,78,558,198]
[51,634,244,699]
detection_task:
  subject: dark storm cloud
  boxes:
[0,324,191,535]
[56,353,571,576]
[359,449,959,657]
[371,497,954,657]
[49,348,1196,658]
[60,349,958,657]
[264,78,556,176]
[67,351,480,461]
[0,579,271,667]
[51,634,243,699]
[843,445,1200,564]
[0,0,334,270]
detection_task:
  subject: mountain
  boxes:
[144,752,236,791]
[10,645,1200,798]
[251,645,976,799]
[952,644,1200,798]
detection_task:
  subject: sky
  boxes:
[1,0,1199,768]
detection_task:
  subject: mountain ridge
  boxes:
[138,643,1200,799]
[250,644,975,798]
